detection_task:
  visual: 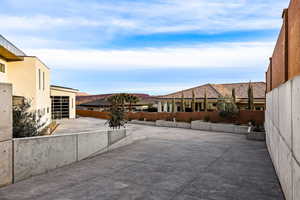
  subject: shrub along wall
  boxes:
[77,110,265,125]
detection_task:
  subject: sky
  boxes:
[1,0,290,95]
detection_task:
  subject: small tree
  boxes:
[13,99,44,138]
[204,89,208,112]
[191,90,196,112]
[106,106,126,129]
[217,96,239,120]
[248,82,254,110]
[106,94,127,129]
[181,91,185,112]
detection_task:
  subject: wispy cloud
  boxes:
[26,42,274,70]
[1,0,288,36]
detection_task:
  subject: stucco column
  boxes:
[169,102,173,113]
[157,101,162,112]
[0,83,13,186]
[174,103,178,113]
[163,102,168,112]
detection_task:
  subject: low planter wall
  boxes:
[191,121,248,134]
[13,129,127,182]
[130,120,156,126]
[156,120,176,128]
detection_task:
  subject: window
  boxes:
[43,72,45,90]
[72,98,74,108]
[47,107,49,114]
[0,63,5,73]
[38,69,41,90]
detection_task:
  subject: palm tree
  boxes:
[126,94,140,112]
[107,95,121,107]
[119,93,128,111]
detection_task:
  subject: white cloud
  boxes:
[1,0,289,34]
[26,42,274,70]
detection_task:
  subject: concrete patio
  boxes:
[0,119,284,200]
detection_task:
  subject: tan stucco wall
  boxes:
[0,57,8,83]
[50,88,76,119]
[7,57,51,125]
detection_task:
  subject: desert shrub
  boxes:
[106,107,126,129]
[217,96,239,120]
[203,115,210,122]
[13,99,44,138]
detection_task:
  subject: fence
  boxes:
[76,110,265,125]
[266,0,300,92]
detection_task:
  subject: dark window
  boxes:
[38,69,41,90]
[43,72,45,90]
[0,63,5,73]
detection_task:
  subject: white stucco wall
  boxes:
[265,75,300,200]
[7,57,51,126]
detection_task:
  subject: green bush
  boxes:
[13,99,44,138]
[106,107,126,129]
[203,115,210,122]
[217,96,239,120]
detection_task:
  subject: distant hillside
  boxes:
[77,92,90,96]
[76,93,152,105]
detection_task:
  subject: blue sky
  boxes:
[1,0,290,95]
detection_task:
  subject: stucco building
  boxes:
[0,35,77,124]
[157,82,266,112]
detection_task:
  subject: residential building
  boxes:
[157,82,266,112]
[0,34,77,125]
[50,85,78,119]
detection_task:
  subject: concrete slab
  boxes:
[211,123,234,133]
[77,131,108,161]
[272,88,279,127]
[0,140,12,187]
[13,134,77,182]
[278,137,293,200]
[176,122,191,129]
[108,129,126,145]
[293,158,300,200]
[156,120,176,128]
[278,80,292,148]
[0,83,12,142]
[292,76,300,163]
[0,121,284,200]
[191,121,211,131]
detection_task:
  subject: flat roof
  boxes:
[51,85,79,92]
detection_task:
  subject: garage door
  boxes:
[51,96,69,119]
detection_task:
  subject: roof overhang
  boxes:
[0,45,24,61]
[50,85,79,94]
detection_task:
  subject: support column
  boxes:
[163,102,168,112]
[0,83,13,186]
[157,101,162,112]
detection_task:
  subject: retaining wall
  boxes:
[0,83,12,187]
[265,75,300,200]
[13,129,127,182]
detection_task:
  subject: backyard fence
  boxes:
[266,0,300,92]
[76,110,265,125]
